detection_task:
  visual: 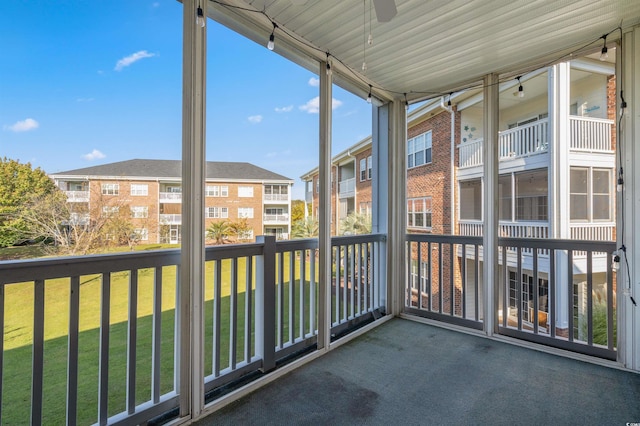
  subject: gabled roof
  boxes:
[50,159,292,182]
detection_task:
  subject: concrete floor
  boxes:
[195,318,640,426]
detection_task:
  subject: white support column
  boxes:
[549,63,571,333]
[180,0,206,419]
[619,25,640,372]
[318,60,332,350]
[380,100,406,316]
[482,74,499,335]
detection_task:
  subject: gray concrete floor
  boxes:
[195,318,640,426]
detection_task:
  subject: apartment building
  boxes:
[302,54,616,336]
[50,159,293,244]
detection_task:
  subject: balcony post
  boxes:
[482,73,499,335]
[256,236,276,371]
[179,0,206,419]
[318,58,333,351]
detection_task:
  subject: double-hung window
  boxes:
[102,183,119,195]
[238,186,253,197]
[131,184,148,196]
[407,131,432,168]
[238,207,254,218]
[570,167,611,221]
[206,207,228,219]
[407,197,432,229]
[131,206,149,218]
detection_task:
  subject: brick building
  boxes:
[50,159,293,244]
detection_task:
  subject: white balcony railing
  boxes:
[0,234,386,425]
[338,178,356,198]
[159,192,182,202]
[264,214,289,223]
[570,223,615,241]
[264,193,289,202]
[64,191,89,202]
[160,214,182,224]
[458,117,613,168]
[570,116,614,152]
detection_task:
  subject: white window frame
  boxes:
[130,184,148,196]
[407,131,432,169]
[102,206,119,217]
[367,155,373,180]
[205,207,228,219]
[206,185,229,197]
[570,167,612,222]
[131,206,149,219]
[238,207,254,219]
[238,186,254,197]
[407,197,432,229]
[101,183,119,195]
[134,228,149,241]
[360,158,367,182]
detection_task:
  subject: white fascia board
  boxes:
[570,58,616,75]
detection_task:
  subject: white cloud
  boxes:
[114,50,156,71]
[275,105,293,113]
[299,96,343,114]
[4,118,39,132]
[308,77,319,87]
[83,149,106,161]
[248,115,263,124]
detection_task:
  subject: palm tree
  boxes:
[207,220,232,245]
[339,212,372,235]
[291,217,319,239]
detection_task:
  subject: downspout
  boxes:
[347,149,356,216]
[441,97,456,234]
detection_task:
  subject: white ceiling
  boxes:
[207,0,640,103]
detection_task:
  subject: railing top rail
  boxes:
[204,242,264,261]
[331,233,386,245]
[569,116,615,124]
[406,233,483,245]
[0,249,182,285]
[499,117,549,133]
[275,238,318,252]
[498,237,616,251]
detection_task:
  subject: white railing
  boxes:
[459,221,483,236]
[499,222,549,239]
[264,193,289,202]
[0,234,386,425]
[159,192,182,202]
[264,214,289,223]
[570,223,615,241]
[160,214,182,224]
[570,116,614,152]
[458,139,483,168]
[338,178,356,197]
[64,191,89,202]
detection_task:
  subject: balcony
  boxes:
[338,177,355,198]
[160,213,182,224]
[263,213,289,224]
[64,190,89,203]
[458,117,614,168]
[159,192,182,203]
[263,193,289,203]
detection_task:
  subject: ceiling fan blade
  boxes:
[373,0,397,22]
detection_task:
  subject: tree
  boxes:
[229,218,252,241]
[291,199,306,224]
[339,212,372,235]
[291,217,319,239]
[207,220,233,245]
[0,158,59,247]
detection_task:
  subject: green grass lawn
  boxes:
[1,252,318,425]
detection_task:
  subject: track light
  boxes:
[267,22,277,51]
[447,93,452,107]
[517,76,524,98]
[404,93,409,111]
[362,61,367,72]
[367,85,372,103]
[196,5,206,28]
[326,54,331,76]
[600,35,608,61]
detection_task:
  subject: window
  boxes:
[238,207,254,218]
[367,156,373,179]
[206,185,229,197]
[360,158,367,181]
[407,197,432,229]
[134,228,149,241]
[359,201,371,216]
[205,207,228,218]
[102,183,119,195]
[265,207,285,216]
[264,185,288,200]
[102,206,119,217]
[131,206,149,218]
[499,174,512,221]
[515,169,548,221]
[571,167,611,221]
[131,184,148,196]
[165,186,182,193]
[410,260,429,294]
[306,181,313,193]
[459,179,482,220]
[238,186,253,197]
[407,131,432,168]
[509,272,549,324]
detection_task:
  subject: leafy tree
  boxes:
[229,218,252,241]
[339,212,372,235]
[0,158,59,247]
[291,199,306,224]
[291,217,319,239]
[207,220,232,245]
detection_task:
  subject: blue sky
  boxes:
[0,0,373,199]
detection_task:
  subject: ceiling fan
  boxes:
[289,0,397,23]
